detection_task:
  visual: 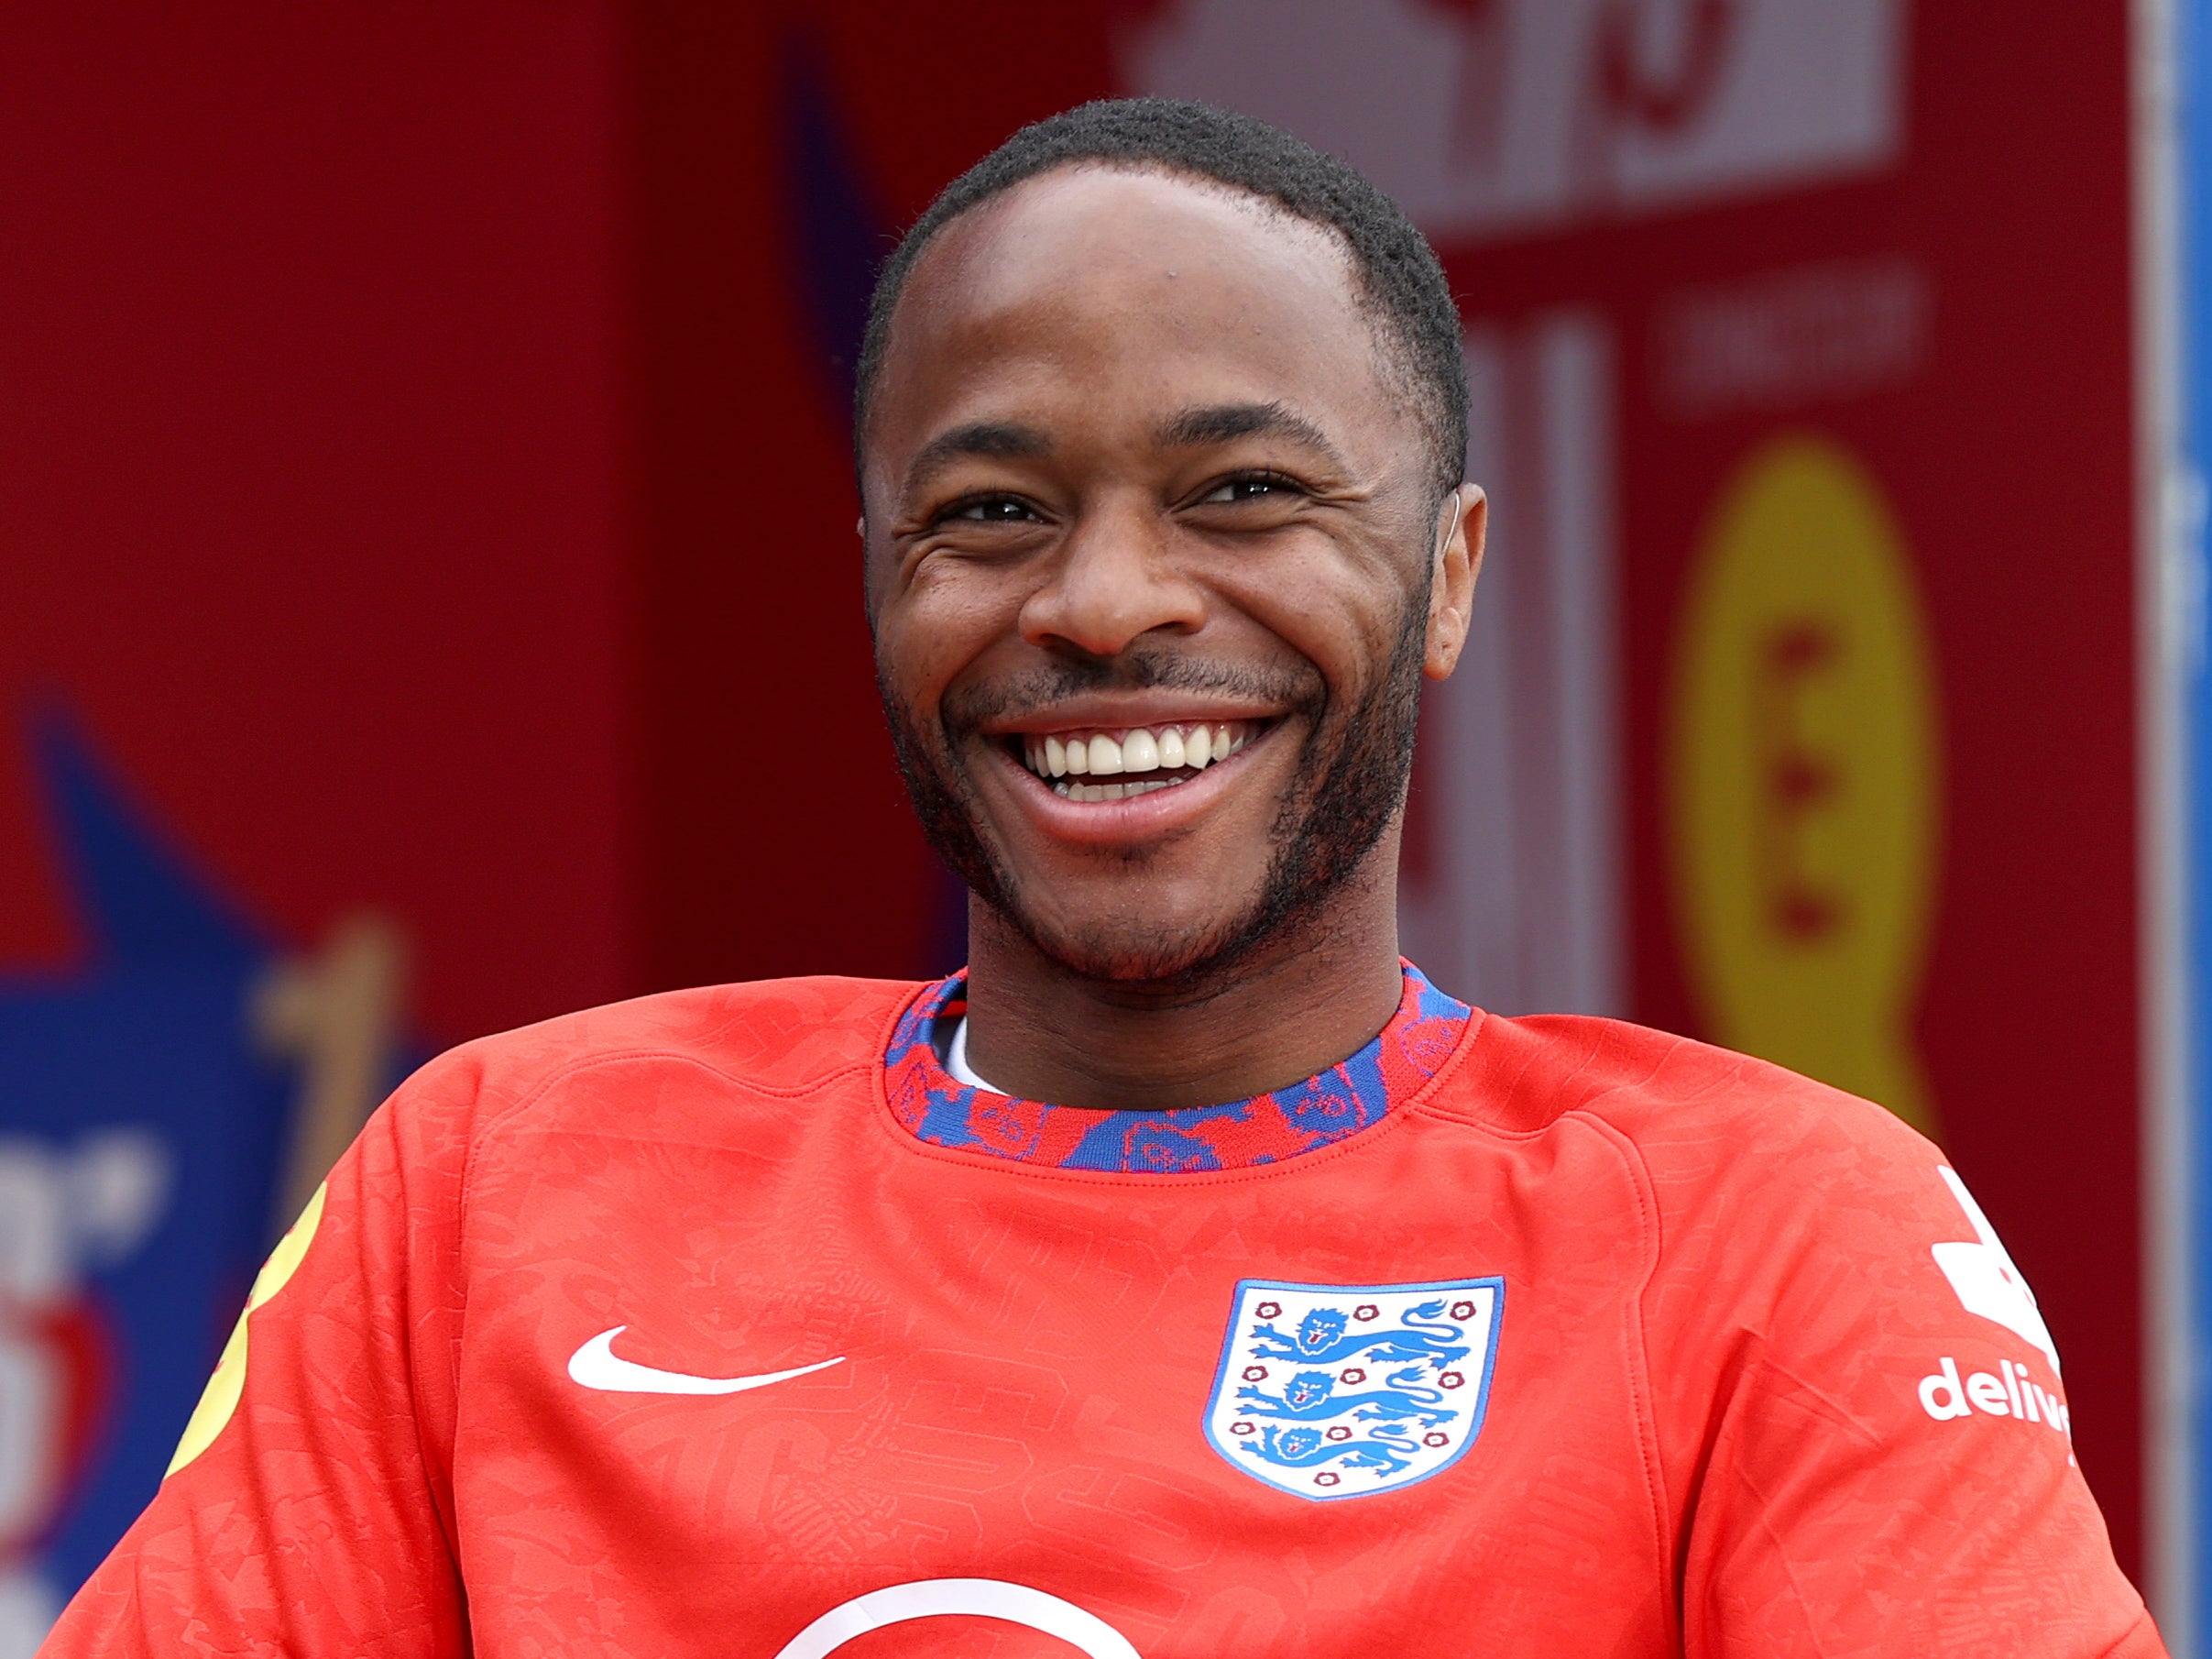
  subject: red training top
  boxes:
[48,969,2163,1657]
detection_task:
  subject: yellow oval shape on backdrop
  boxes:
[1668,434,1942,1136]
[166,1180,329,1477]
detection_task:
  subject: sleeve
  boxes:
[41,1050,477,1658]
[1647,1093,2167,1658]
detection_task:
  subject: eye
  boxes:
[1197,472,1305,506]
[942,495,1039,524]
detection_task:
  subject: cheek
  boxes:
[876,569,1020,719]
[1213,567,1406,696]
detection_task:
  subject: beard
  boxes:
[879,599,1429,991]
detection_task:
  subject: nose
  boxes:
[1018,496,1205,658]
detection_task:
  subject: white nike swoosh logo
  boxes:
[567,1325,846,1395]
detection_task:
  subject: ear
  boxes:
[1423,484,1485,681]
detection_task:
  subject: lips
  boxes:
[1014,720,1259,802]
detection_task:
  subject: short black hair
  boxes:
[854,97,1468,505]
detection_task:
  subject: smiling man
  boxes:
[50,100,2160,1658]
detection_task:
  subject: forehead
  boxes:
[867,167,1404,473]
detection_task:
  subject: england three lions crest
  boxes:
[1203,1277,1503,1501]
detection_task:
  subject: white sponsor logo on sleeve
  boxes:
[1928,1164,2060,1374]
[1915,1166,2072,1443]
[1916,1355,2071,1435]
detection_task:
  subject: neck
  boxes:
[958,848,1407,1113]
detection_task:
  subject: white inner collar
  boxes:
[943,1016,1008,1095]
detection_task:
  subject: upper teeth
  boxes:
[1020,722,1252,790]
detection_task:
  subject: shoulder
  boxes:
[1434,1009,1948,1239]
[1440,1013,2024,1384]
[379,974,926,1147]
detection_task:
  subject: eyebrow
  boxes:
[1155,401,1343,464]
[903,421,1052,498]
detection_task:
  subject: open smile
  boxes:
[1007,720,1265,803]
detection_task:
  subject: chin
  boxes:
[1005,893,1272,987]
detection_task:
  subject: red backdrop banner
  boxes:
[0,0,2153,1599]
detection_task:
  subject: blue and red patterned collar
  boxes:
[883,962,1471,1173]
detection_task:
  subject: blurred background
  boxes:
[0,0,2207,1649]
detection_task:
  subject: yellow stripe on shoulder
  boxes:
[166,1181,330,1477]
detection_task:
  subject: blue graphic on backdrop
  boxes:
[0,718,295,1642]
[2188,0,2212,1633]
[1204,1277,1505,1501]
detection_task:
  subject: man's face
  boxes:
[862,167,1473,985]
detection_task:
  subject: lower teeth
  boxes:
[1051,777,1188,802]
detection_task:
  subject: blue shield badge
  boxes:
[1203,1277,1503,1501]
